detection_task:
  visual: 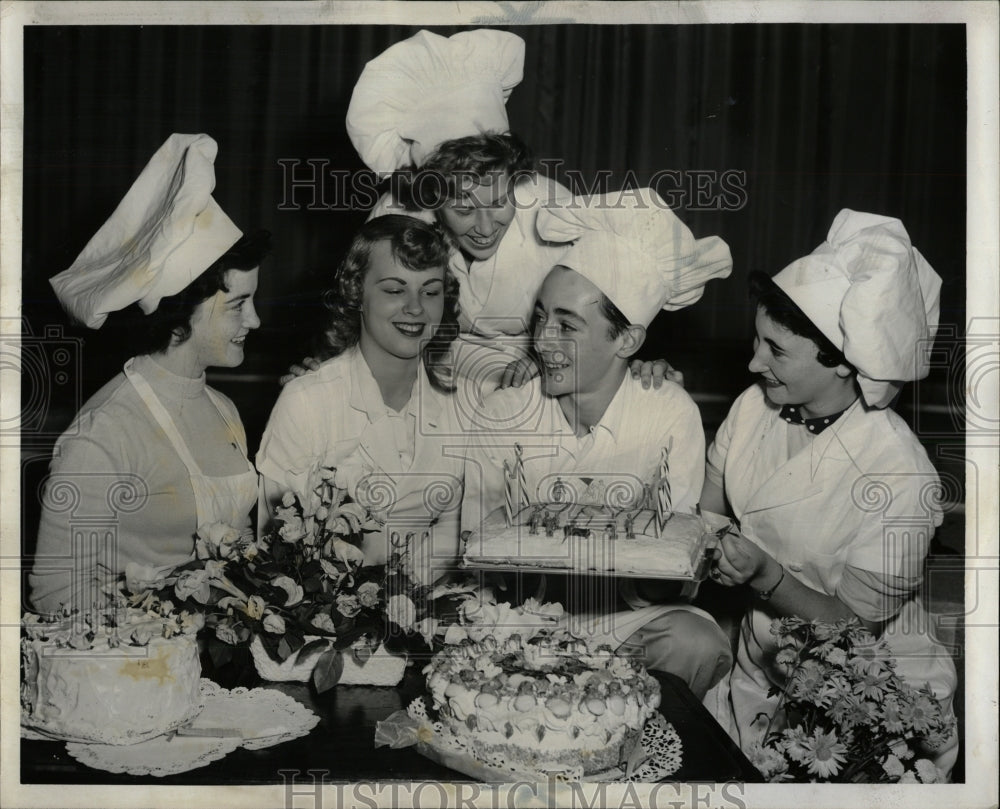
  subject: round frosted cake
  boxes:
[424,630,661,775]
[21,610,203,744]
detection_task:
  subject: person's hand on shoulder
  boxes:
[279,356,321,386]
[629,358,684,389]
[497,356,541,389]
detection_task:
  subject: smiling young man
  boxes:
[461,188,734,698]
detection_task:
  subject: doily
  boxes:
[50,679,319,776]
[393,697,682,782]
[64,735,241,777]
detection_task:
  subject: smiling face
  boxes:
[749,306,854,417]
[436,172,516,262]
[532,267,629,399]
[183,267,261,373]
[358,239,446,367]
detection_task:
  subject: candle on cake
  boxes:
[657,443,672,533]
[503,460,514,526]
[514,443,530,510]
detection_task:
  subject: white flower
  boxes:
[245,595,266,620]
[178,611,205,634]
[882,754,905,779]
[386,595,417,630]
[281,491,297,508]
[311,612,336,633]
[319,558,344,583]
[914,758,941,783]
[262,612,286,634]
[215,623,240,645]
[331,539,366,565]
[174,569,212,603]
[125,562,174,593]
[272,575,304,607]
[129,626,153,646]
[356,581,381,608]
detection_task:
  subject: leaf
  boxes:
[278,636,292,660]
[312,648,345,693]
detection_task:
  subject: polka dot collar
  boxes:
[779,403,848,434]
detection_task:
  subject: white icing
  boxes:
[424,631,659,773]
[465,505,709,576]
[21,611,203,745]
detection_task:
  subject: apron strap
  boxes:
[124,360,203,477]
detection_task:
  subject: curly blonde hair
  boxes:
[318,215,459,390]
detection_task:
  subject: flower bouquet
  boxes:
[749,617,956,783]
[132,466,447,692]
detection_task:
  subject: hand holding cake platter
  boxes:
[463,452,729,581]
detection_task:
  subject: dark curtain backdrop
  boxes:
[21,23,966,452]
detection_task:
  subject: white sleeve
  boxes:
[255,383,329,499]
[653,387,706,514]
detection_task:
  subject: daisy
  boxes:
[781,726,812,764]
[854,667,891,702]
[880,698,906,734]
[801,729,849,779]
[899,694,937,734]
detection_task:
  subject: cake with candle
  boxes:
[423,620,661,776]
[20,608,204,744]
[463,446,724,580]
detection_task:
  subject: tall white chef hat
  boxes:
[346,29,525,178]
[535,187,733,328]
[49,133,243,329]
[771,208,942,409]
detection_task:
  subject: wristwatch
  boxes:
[755,564,785,601]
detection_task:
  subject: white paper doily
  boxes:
[53,679,319,776]
[64,735,242,777]
[404,697,682,782]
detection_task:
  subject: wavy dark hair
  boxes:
[135,229,272,356]
[749,271,851,369]
[394,131,535,211]
[318,215,459,391]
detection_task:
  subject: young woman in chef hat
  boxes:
[29,134,270,615]
[701,209,959,777]
[285,29,675,397]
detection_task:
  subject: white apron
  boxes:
[125,361,257,531]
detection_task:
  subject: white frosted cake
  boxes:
[463,503,720,579]
[21,610,203,744]
[424,628,661,776]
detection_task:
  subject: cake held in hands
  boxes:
[463,502,719,579]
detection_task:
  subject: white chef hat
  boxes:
[535,187,733,327]
[346,29,525,178]
[771,208,942,408]
[49,133,243,329]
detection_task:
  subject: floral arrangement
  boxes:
[748,617,955,783]
[126,466,446,692]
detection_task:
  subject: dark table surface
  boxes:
[21,664,762,785]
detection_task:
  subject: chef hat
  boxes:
[771,208,942,408]
[50,133,242,329]
[535,187,733,327]
[346,29,525,177]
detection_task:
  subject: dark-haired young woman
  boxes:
[701,210,958,778]
[29,135,271,612]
